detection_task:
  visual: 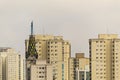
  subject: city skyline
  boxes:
[0,0,120,57]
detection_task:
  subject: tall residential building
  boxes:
[30,60,53,80]
[89,34,120,80]
[69,53,90,80]
[63,41,71,80]
[25,34,71,80]
[69,57,76,80]
[0,47,24,80]
[25,22,71,80]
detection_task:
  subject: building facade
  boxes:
[0,47,24,80]
[69,57,76,80]
[30,60,53,80]
[89,34,120,80]
[69,53,90,80]
[25,34,71,80]
[76,62,90,80]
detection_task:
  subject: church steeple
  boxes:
[26,21,38,59]
[31,21,33,35]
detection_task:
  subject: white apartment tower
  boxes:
[0,48,24,80]
[89,34,120,80]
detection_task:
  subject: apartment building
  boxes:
[30,60,53,80]
[25,34,71,80]
[0,48,24,80]
[89,34,120,80]
[69,53,90,80]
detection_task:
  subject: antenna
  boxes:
[31,21,33,35]
[106,24,109,34]
[42,25,45,35]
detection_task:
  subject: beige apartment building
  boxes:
[25,34,71,80]
[89,34,120,80]
[0,48,24,80]
[69,57,76,80]
[68,53,89,80]
[30,60,53,80]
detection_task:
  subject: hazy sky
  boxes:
[0,0,120,57]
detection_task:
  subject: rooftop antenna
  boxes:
[106,24,109,34]
[42,25,45,35]
[31,21,33,35]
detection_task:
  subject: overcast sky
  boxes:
[0,0,120,57]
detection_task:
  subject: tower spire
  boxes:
[31,21,33,35]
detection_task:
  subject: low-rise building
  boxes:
[30,60,53,80]
[69,53,90,80]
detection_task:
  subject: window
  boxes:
[100,45,102,47]
[42,67,44,69]
[100,49,102,51]
[51,50,53,52]
[113,49,114,51]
